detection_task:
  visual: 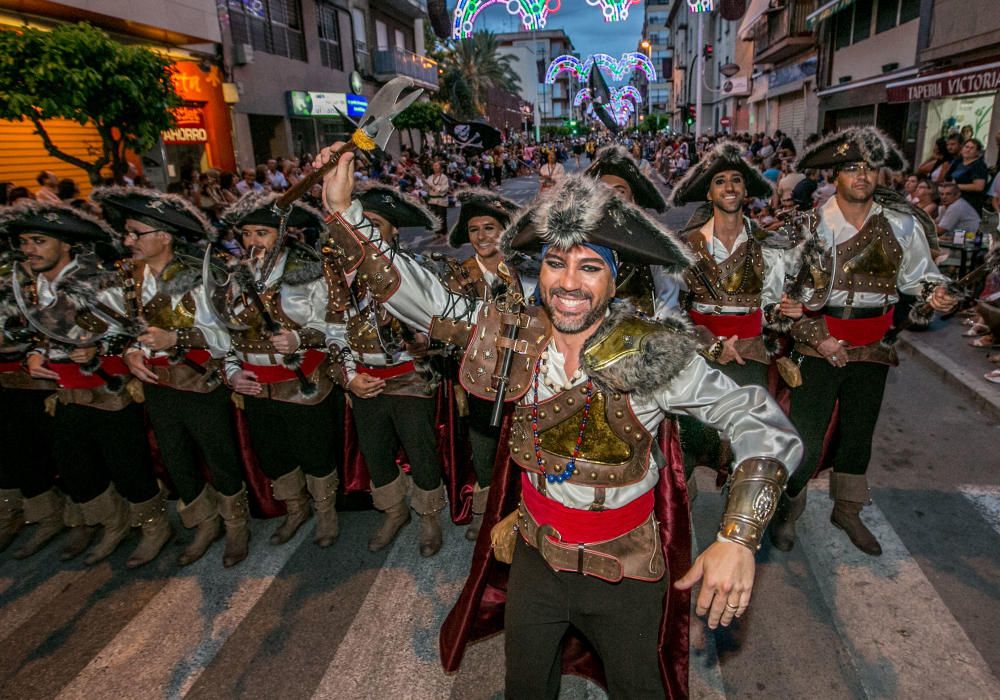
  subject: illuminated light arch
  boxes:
[617,85,643,105]
[568,53,656,84]
[452,0,559,39]
[544,54,585,84]
[584,0,642,24]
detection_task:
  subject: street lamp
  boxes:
[640,40,653,118]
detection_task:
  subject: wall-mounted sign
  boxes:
[350,71,364,94]
[288,91,368,119]
[887,61,1000,104]
[721,76,751,96]
[163,105,208,144]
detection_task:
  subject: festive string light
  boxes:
[546,53,656,85]
[585,0,642,23]
[452,0,559,39]
[576,86,641,127]
[687,0,715,11]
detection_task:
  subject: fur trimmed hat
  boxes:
[221,192,328,243]
[92,186,216,242]
[448,188,520,248]
[356,184,439,230]
[796,126,907,172]
[0,200,117,244]
[668,140,774,206]
[500,174,693,273]
[585,144,667,212]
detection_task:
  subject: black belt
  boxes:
[822,305,892,320]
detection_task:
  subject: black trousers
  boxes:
[351,392,442,491]
[505,539,667,699]
[242,390,340,481]
[467,396,499,488]
[144,384,243,503]
[679,360,770,477]
[52,402,159,504]
[0,387,56,498]
[786,357,889,496]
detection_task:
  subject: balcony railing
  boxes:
[754,0,817,64]
[373,47,438,90]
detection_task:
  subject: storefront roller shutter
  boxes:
[777,94,806,151]
[0,119,106,197]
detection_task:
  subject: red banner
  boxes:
[887,60,1000,104]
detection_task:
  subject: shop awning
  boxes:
[738,0,774,41]
[886,60,1000,103]
[806,0,857,29]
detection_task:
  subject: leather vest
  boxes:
[229,284,303,355]
[614,263,656,316]
[508,388,651,495]
[684,233,765,310]
[831,213,902,297]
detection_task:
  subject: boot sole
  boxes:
[830,517,882,556]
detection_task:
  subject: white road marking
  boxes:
[958,484,1000,537]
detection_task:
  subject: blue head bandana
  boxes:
[540,243,619,278]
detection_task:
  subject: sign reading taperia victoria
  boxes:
[887,62,1000,103]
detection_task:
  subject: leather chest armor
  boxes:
[684,233,765,310]
[614,263,656,316]
[442,257,488,298]
[831,213,902,296]
[142,291,196,330]
[508,388,652,492]
[345,301,408,356]
[230,285,302,355]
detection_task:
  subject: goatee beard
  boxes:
[541,289,611,334]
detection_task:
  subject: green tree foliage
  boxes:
[638,114,671,133]
[434,31,520,120]
[0,22,181,184]
[393,100,444,151]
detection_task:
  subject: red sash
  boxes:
[0,361,24,374]
[47,357,130,389]
[688,308,763,339]
[824,310,894,346]
[146,349,212,367]
[355,360,416,380]
[242,349,325,384]
[521,472,654,544]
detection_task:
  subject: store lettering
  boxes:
[162,127,208,144]
[947,70,1000,96]
[891,66,1000,103]
[907,83,942,100]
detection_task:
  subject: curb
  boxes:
[897,333,1000,421]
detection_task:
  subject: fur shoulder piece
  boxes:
[158,255,203,297]
[582,300,697,399]
[282,242,323,286]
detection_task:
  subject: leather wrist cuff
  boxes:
[174,328,207,350]
[790,316,830,349]
[297,327,325,349]
[718,457,788,552]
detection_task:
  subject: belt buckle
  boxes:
[535,523,561,550]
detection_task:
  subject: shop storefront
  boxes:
[887,59,1000,161]
[286,91,369,158]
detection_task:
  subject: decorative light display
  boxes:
[585,0,642,23]
[452,0,560,39]
[575,87,641,127]
[546,53,656,85]
[687,0,715,11]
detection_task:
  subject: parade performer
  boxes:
[6,201,169,568]
[439,188,521,539]
[217,194,341,549]
[333,185,448,557]
[776,128,956,555]
[668,141,805,479]
[93,188,250,567]
[318,146,803,698]
[0,244,65,560]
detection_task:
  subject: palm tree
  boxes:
[436,31,521,120]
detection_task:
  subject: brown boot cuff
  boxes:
[371,473,408,512]
[218,487,250,523]
[272,468,307,501]
[471,485,490,515]
[305,471,340,511]
[411,483,446,516]
[79,485,125,527]
[64,499,85,528]
[22,489,64,523]
[178,485,220,529]
[130,490,169,528]
[829,473,871,505]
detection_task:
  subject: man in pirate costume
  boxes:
[332,184,449,557]
[439,188,522,540]
[8,201,169,568]
[92,187,250,568]
[319,148,803,697]
[667,141,805,478]
[583,143,680,317]
[218,193,341,549]
[775,127,956,555]
[0,238,65,559]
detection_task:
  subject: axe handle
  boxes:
[276,139,361,209]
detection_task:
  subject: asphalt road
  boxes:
[1,168,998,699]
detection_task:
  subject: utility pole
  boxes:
[695,10,704,138]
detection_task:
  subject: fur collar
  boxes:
[157,256,203,297]
[581,300,697,399]
[282,243,323,286]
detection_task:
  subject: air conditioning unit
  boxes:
[233,43,254,66]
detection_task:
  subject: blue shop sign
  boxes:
[346,93,368,119]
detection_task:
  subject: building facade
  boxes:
[496,29,576,128]
[637,0,673,122]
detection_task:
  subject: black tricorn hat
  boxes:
[449,188,521,248]
[356,184,440,230]
[221,192,328,242]
[795,127,907,172]
[500,174,693,273]
[585,144,667,212]
[92,186,216,242]
[0,200,117,245]
[668,140,774,206]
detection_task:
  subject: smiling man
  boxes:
[317,143,803,699]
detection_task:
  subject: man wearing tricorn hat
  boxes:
[668,141,806,479]
[5,201,167,568]
[316,142,802,698]
[334,184,448,558]
[93,187,250,568]
[776,127,956,556]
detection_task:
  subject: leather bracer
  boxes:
[719,457,788,552]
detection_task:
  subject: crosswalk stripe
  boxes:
[797,478,1000,699]
[958,485,1000,537]
[311,522,475,699]
[54,521,310,700]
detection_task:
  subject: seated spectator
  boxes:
[35,171,61,204]
[915,179,939,219]
[266,159,289,192]
[8,186,33,203]
[791,169,820,210]
[903,174,920,204]
[813,170,837,208]
[762,156,782,183]
[945,138,990,212]
[917,137,952,183]
[236,168,262,196]
[936,182,981,241]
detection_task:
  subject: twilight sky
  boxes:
[470,0,645,61]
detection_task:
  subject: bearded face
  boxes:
[538,245,615,334]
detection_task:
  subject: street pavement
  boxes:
[1,168,999,699]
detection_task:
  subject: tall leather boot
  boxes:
[127,489,173,569]
[177,485,222,566]
[368,473,411,552]
[0,489,23,553]
[60,499,97,561]
[218,487,250,568]
[830,473,882,556]
[769,487,808,552]
[305,471,339,548]
[270,468,311,545]
[412,483,446,558]
[465,484,490,541]
[14,489,66,559]
[79,484,132,566]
